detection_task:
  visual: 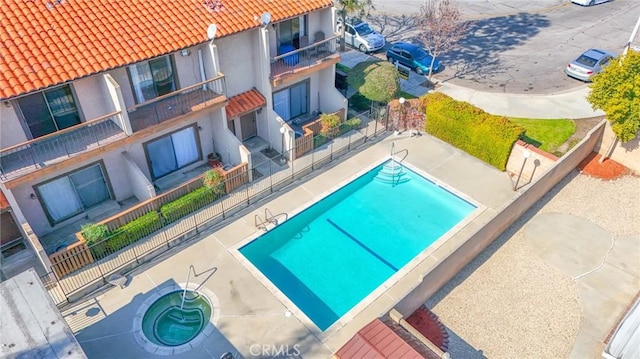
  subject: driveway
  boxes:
[366,0,640,94]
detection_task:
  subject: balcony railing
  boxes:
[0,112,126,182]
[127,74,227,132]
[271,35,339,78]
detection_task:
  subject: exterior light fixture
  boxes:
[513,149,532,191]
[180,49,190,57]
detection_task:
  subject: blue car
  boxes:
[386,42,441,75]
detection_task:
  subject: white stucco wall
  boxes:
[11,150,133,236]
[173,49,202,88]
[596,123,640,174]
[216,31,257,97]
[72,75,112,120]
[0,103,28,148]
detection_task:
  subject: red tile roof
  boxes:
[0,0,333,100]
[0,191,9,210]
[335,319,426,359]
[225,88,266,119]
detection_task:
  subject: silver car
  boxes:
[565,49,615,82]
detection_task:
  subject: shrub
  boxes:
[202,169,225,197]
[81,223,110,245]
[421,93,525,170]
[89,211,162,260]
[314,134,328,148]
[320,113,341,137]
[160,186,219,223]
[348,93,373,113]
[347,61,400,104]
[338,118,363,135]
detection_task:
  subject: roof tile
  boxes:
[1,0,333,100]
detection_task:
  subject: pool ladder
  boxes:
[389,142,409,187]
[255,208,288,231]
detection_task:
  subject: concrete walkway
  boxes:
[339,50,605,119]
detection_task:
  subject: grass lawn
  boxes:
[510,118,575,153]
[399,91,418,99]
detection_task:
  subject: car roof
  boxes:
[581,48,614,60]
[391,42,420,51]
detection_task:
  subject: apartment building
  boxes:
[0,0,347,278]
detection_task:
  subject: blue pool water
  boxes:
[240,160,476,330]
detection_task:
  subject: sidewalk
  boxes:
[339,50,605,120]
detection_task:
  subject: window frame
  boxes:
[14,84,84,140]
[34,160,114,226]
[142,124,203,180]
[272,79,310,122]
[127,55,179,105]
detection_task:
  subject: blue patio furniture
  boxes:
[279,43,299,66]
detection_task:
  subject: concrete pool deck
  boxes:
[61,133,519,358]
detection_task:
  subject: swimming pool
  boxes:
[240,160,476,330]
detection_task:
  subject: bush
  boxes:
[202,169,225,197]
[320,113,341,137]
[160,186,219,223]
[338,118,363,135]
[348,93,373,112]
[347,61,400,104]
[314,134,328,148]
[89,211,163,260]
[421,93,525,170]
[81,223,110,245]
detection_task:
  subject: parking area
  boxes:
[361,0,640,93]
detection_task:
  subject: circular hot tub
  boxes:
[134,285,220,355]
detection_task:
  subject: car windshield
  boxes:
[575,55,598,68]
[355,23,374,36]
[411,48,429,60]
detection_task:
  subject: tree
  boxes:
[388,98,425,133]
[335,0,374,52]
[587,50,640,143]
[418,0,470,79]
[347,61,400,104]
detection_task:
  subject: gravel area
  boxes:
[426,171,640,359]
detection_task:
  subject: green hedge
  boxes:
[89,211,163,260]
[160,186,219,223]
[422,93,525,170]
[338,118,363,135]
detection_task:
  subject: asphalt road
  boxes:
[365,0,640,94]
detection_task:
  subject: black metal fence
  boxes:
[41,108,389,307]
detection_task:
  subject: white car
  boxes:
[336,17,385,53]
[570,0,610,6]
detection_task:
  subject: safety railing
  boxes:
[127,74,227,132]
[271,36,339,78]
[0,111,125,181]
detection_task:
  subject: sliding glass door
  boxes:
[146,126,200,179]
[273,81,308,122]
[37,163,111,224]
[16,85,81,138]
[129,56,177,104]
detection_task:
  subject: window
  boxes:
[129,56,177,104]
[36,163,111,224]
[346,25,355,35]
[277,16,307,49]
[273,81,308,121]
[16,85,81,139]
[145,126,200,179]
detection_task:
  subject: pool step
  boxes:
[375,163,409,184]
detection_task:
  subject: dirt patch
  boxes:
[577,152,629,180]
[555,116,604,155]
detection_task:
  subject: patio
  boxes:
[59,133,518,358]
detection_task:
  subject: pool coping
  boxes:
[131,282,221,356]
[229,154,487,339]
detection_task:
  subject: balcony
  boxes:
[270,35,341,87]
[0,75,227,186]
[127,75,227,133]
[0,112,127,183]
